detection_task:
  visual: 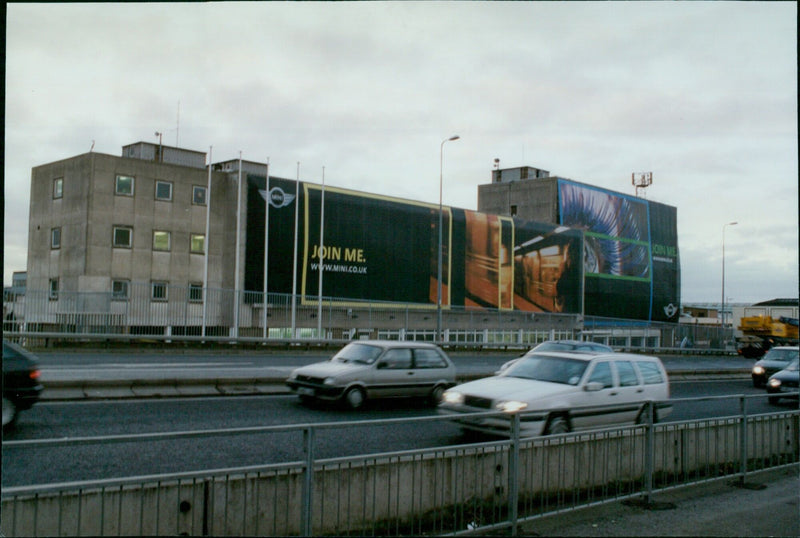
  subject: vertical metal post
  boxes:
[317,167,325,338]
[739,395,748,484]
[437,135,459,343]
[291,162,300,338]
[643,400,655,503]
[509,413,521,536]
[263,161,270,340]
[302,427,315,536]
[233,152,243,339]
[202,146,212,339]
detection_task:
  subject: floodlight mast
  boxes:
[632,172,653,198]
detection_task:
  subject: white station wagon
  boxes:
[439,351,671,436]
[287,341,456,409]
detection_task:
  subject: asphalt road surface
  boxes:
[3,378,788,488]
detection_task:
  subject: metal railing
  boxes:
[2,394,798,536]
[3,286,730,351]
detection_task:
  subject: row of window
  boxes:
[48,279,204,302]
[52,176,208,205]
[50,227,205,253]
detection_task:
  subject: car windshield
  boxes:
[785,359,799,372]
[503,355,589,385]
[331,343,384,364]
[764,348,799,362]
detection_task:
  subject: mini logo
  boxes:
[663,303,678,318]
[259,187,296,208]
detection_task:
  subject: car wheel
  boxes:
[343,387,366,410]
[768,396,780,405]
[2,397,17,430]
[545,416,570,435]
[429,385,446,406]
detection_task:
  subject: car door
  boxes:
[410,347,450,395]
[611,359,646,424]
[372,347,414,398]
[571,360,620,430]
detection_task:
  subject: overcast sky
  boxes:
[5,2,797,304]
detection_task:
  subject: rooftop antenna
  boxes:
[493,158,500,170]
[632,172,653,198]
[155,131,163,162]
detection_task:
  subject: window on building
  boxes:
[53,178,63,199]
[51,227,61,249]
[151,281,168,301]
[115,174,134,196]
[189,283,204,303]
[193,185,207,205]
[49,278,59,300]
[155,180,173,201]
[113,226,133,248]
[510,205,517,216]
[153,231,171,251]
[112,280,130,301]
[190,234,205,254]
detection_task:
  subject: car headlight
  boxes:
[752,366,765,375]
[768,378,782,388]
[323,377,336,386]
[442,391,464,405]
[496,400,528,413]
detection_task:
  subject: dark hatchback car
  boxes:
[3,340,44,430]
[751,346,799,387]
[766,359,799,405]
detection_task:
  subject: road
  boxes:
[2,377,786,488]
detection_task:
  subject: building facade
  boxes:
[24,143,683,337]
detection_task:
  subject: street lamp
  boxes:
[721,221,738,348]
[437,135,460,342]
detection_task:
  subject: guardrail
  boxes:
[3,395,797,537]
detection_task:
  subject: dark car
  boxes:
[751,346,798,387]
[3,340,44,430]
[766,359,799,405]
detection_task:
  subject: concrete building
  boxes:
[28,143,236,301]
[477,166,558,221]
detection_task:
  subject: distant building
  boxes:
[25,144,681,334]
[27,143,239,301]
[478,166,681,322]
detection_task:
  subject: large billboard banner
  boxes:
[245,176,585,315]
[557,179,680,322]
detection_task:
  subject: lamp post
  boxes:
[437,135,460,342]
[721,221,738,349]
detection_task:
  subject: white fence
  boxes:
[4,285,727,351]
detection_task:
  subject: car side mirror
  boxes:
[584,381,604,392]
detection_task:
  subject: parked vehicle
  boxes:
[439,351,671,437]
[3,340,44,430]
[766,359,799,405]
[496,340,613,374]
[286,341,456,409]
[751,346,799,387]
